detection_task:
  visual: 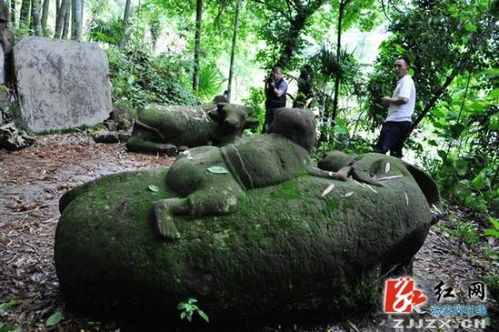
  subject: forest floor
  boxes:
[0,133,497,331]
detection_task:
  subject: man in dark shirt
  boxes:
[262,67,287,133]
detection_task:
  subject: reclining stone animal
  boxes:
[126,103,258,155]
[154,108,347,240]
[55,107,440,323]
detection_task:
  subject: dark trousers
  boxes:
[374,121,412,158]
[262,107,277,133]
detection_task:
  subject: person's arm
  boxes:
[271,80,287,97]
[381,96,408,105]
[382,77,413,105]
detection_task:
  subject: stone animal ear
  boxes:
[208,108,221,121]
[244,117,259,129]
[403,162,441,208]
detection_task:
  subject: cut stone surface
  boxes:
[14,37,111,132]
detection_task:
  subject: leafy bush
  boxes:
[195,62,226,102]
[88,19,125,45]
[177,298,209,323]
[107,42,199,110]
[242,87,266,133]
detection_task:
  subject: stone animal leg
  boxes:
[307,166,350,181]
[154,198,189,240]
[187,186,244,217]
[127,136,177,156]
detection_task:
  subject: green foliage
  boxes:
[107,42,199,109]
[195,62,226,102]
[177,298,209,323]
[437,212,480,246]
[0,323,21,332]
[0,301,21,332]
[45,310,63,327]
[242,87,265,133]
[484,216,499,239]
[0,301,19,312]
[88,19,125,45]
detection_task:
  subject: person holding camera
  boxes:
[262,67,288,133]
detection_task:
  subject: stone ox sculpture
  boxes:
[126,103,258,155]
[55,108,440,324]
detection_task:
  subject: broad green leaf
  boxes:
[0,300,19,312]
[463,23,477,32]
[45,310,63,327]
[198,310,210,323]
[487,216,499,229]
[148,184,160,192]
[487,88,499,99]
[333,125,348,134]
[471,173,489,190]
[207,166,229,174]
[484,229,499,238]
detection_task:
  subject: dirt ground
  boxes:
[0,133,497,331]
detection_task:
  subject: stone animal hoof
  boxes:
[154,199,180,240]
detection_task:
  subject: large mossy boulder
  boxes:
[55,109,439,323]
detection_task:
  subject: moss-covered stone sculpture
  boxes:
[55,108,439,323]
[126,103,258,155]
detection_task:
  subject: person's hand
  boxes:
[270,80,275,88]
[381,97,391,105]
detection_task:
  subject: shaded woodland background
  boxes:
[11,0,495,227]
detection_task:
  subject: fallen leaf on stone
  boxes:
[365,184,378,194]
[321,184,335,197]
[207,166,229,174]
[385,162,391,174]
[148,184,160,192]
[377,175,402,181]
[344,192,354,198]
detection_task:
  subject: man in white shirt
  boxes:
[374,58,416,158]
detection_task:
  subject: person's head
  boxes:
[212,95,228,104]
[393,58,410,78]
[271,67,283,81]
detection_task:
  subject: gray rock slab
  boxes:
[14,37,112,132]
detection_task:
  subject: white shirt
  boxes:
[386,75,416,122]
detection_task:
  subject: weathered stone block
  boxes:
[14,37,112,132]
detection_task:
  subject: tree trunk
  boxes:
[62,0,70,39]
[19,0,30,30]
[123,0,131,26]
[331,0,351,122]
[119,0,132,48]
[30,0,42,36]
[226,0,242,102]
[54,0,68,38]
[192,0,203,91]
[56,0,60,17]
[10,0,16,27]
[41,0,49,33]
[71,0,81,40]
